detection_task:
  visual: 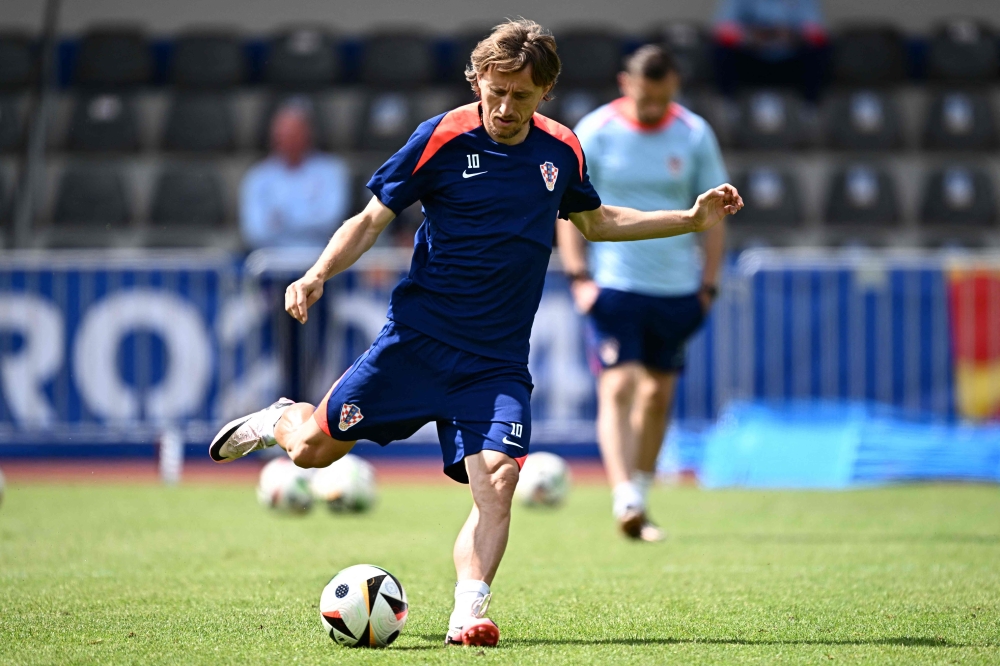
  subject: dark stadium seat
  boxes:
[360,32,434,89]
[831,26,907,86]
[825,164,899,225]
[920,166,996,226]
[162,92,235,153]
[449,28,493,86]
[67,91,139,152]
[731,167,801,227]
[655,23,712,87]
[556,30,622,89]
[0,32,36,90]
[923,90,997,151]
[53,162,129,225]
[265,28,340,89]
[545,88,618,128]
[733,90,803,150]
[0,95,24,152]
[826,89,902,151]
[927,19,999,82]
[171,31,245,88]
[75,27,151,88]
[358,91,422,151]
[150,163,225,226]
[256,93,330,151]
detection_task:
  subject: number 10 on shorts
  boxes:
[510,423,523,438]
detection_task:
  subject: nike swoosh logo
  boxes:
[501,436,523,448]
[462,170,488,178]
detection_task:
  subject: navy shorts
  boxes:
[587,288,705,373]
[314,321,532,483]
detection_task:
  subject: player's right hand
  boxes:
[285,274,325,324]
[571,279,600,315]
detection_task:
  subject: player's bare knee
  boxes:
[487,462,519,502]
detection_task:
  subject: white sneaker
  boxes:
[445,593,499,647]
[209,398,294,463]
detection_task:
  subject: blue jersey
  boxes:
[367,102,602,363]
[575,100,728,296]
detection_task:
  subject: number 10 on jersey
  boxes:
[466,154,480,169]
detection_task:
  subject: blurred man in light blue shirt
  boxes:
[240,100,349,250]
[557,45,729,541]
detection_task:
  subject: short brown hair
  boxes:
[465,19,561,100]
[624,44,677,80]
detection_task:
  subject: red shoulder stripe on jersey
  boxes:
[609,97,681,132]
[412,103,481,174]
[531,113,584,179]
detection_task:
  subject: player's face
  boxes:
[620,71,680,126]
[477,66,551,145]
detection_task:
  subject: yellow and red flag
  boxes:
[949,267,1000,420]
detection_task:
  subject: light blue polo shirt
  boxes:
[575,100,728,296]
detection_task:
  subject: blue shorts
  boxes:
[587,288,705,373]
[315,321,532,483]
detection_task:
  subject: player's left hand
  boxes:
[690,184,743,232]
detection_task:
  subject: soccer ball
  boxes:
[515,452,571,507]
[310,454,376,513]
[256,457,313,514]
[320,564,408,648]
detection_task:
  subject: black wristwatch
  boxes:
[700,283,719,300]
[566,270,591,284]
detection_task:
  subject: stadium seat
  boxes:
[67,91,139,152]
[162,92,235,153]
[74,27,151,88]
[733,90,803,150]
[545,88,618,128]
[53,162,129,225]
[256,93,330,151]
[0,95,24,152]
[731,167,801,227]
[831,26,907,86]
[360,32,434,89]
[150,163,225,226]
[923,90,997,151]
[825,164,899,225]
[927,19,999,82]
[358,91,421,151]
[171,31,245,88]
[920,166,996,226]
[654,23,712,87]
[826,89,902,151]
[0,32,36,90]
[556,30,622,89]
[265,28,340,89]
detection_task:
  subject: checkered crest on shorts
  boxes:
[339,403,364,431]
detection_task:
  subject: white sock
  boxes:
[632,471,654,506]
[612,481,643,519]
[449,580,491,631]
[260,405,290,447]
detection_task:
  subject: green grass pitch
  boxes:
[2,480,999,664]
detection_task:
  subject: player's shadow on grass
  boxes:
[505,637,972,648]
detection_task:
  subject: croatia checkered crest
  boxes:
[339,403,364,431]
[540,161,559,191]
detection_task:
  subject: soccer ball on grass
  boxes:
[515,451,571,507]
[320,564,408,648]
[256,457,313,514]
[310,454,377,513]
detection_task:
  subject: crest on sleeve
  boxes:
[339,403,364,431]
[539,161,559,192]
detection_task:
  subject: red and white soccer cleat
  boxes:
[209,398,294,463]
[445,617,500,647]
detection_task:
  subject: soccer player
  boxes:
[556,45,729,542]
[210,21,741,646]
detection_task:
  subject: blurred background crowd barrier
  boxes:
[2,248,998,467]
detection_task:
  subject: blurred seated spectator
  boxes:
[239,99,349,250]
[712,0,828,102]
